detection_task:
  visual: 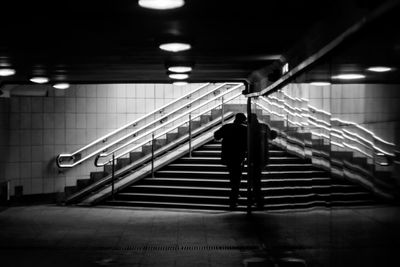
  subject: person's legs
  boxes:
[227,161,243,208]
[253,164,263,208]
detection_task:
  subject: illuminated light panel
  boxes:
[168,66,192,73]
[53,83,70,90]
[310,82,331,86]
[367,66,392,72]
[159,42,191,52]
[169,73,188,80]
[173,81,188,86]
[30,77,49,84]
[138,0,184,10]
[332,74,365,80]
[0,68,16,76]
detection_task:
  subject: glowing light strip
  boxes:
[331,133,344,139]
[332,118,395,146]
[308,105,332,116]
[308,120,331,131]
[343,142,372,158]
[331,141,345,148]
[311,132,330,139]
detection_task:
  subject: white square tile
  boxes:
[116,84,126,98]
[105,114,117,129]
[20,113,31,129]
[66,113,76,128]
[54,114,65,129]
[107,98,117,113]
[20,131,32,146]
[75,85,86,97]
[20,97,32,113]
[86,114,97,128]
[43,145,55,162]
[86,84,97,98]
[76,129,86,145]
[43,98,54,112]
[66,129,77,145]
[116,99,127,113]
[65,98,76,113]
[31,163,43,178]
[86,129,97,143]
[96,98,107,113]
[20,163,32,179]
[64,84,76,97]
[8,146,20,162]
[54,98,66,113]
[31,114,43,129]
[107,84,118,98]
[9,130,20,146]
[126,99,136,113]
[31,98,43,113]
[145,84,155,98]
[76,98,86,113]
[31,146,44,161]
[5,162,20,179]
[76,113,87,128]
[43,177,55,193]
[126,84,136,98]
[86,98,97,113]
[43,113,55,129]
[97,84,108,98]
[96,114,107,129]
[54,129,66,145]
[31,130,43,145]
[10,98,19,113]
[136,84,146,98]
[10,114,19,130]
[136,99,145,113]
[117,113,127,127]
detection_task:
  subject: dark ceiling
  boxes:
[0,0,398,87]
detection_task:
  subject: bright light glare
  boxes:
[310,82,331,86]
[173,81,188,86]
[53,83,70,90]
[168,66,192,73]
[169,73,189,80]
[0,68,16,76]
[30,77,49,84]
[138,0,184,10]
[332,74,365,80]
[367,66,392,72]
[159,42,191,52]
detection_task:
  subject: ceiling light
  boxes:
[138,0,185,10]
[168,66,192,73]
[0,68,16,76]
[367,66,392,72]
[173,81,188,86]
[30,77,49,84]
[332,74,365,80]
[53,83,70,90]
[310,82,331,86]
[169,73,189,80]
[159,42,191,52]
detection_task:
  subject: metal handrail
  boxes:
[57,82,242,168]
[95,90,243,166]
[257,95,396,163]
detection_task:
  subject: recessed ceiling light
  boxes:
[367,66,392,72]
[169,73,189,80]
[0,68,16,76]
[173,81,188,86]
[53,83,70,90]
[30,77,49,84]
[138,0,185,10]
[168,66,192,73]
[159,42,191,52]
[332,74,365,80]
[310,82,331,86]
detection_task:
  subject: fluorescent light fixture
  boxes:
[138,0,184,10]
[173,81,188,86]
[169,73,189,80]
[168,66,192,73]
[159,42,191,52]
[30,77,49,84]
[367,66,392,72]
[332,74,365,80]
[0,68,16,76]
[53,83,70,90]
[310,81,331,86]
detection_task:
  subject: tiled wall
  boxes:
[2,83,206,196]
[0,98,10,184]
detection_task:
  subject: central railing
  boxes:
[56,82,244,168]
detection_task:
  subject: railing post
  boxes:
[188,114,192,158]
[246,96,253,215]
[151,133,155,178]
[111,154,115,200]
[221,96,225,125]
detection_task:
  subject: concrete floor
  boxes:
[1,205,400,267]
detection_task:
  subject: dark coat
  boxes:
[250,121,277,169]
[214,122,247,165]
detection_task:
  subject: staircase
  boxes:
[102,140,380,211]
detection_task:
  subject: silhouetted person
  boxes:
[214,113,247,209]
[249,113,277,209]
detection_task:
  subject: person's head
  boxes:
[234,113,246,124]
[250,113,259,124]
